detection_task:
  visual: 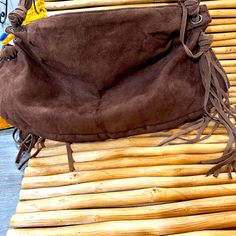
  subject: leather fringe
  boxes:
[13,128,45,170]
[158,0,236,178]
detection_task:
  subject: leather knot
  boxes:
[198,32,213,52]
[179,0,200,19]
[8,6,27,28]
[8,0,32,28]
[0,44,18,60]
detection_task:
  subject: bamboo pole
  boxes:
[8,211,236,236]
[16,183,236,213]
[212,39,236,47]
[22,164,220,189]
[28,143,226,167]
[10,195,236,228]
[24,153,222,177]
[20,173,236,200]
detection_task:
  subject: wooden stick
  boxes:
[44,139,63,148]
[10,195,236,228]
[229,92,236,97]
[45,0,172,10]
[212,39,236,47]
[206,24,236,33]
[44,0,231,2]
[213,46,236,54]
[227,74,236,80]
[28,143,226,166]
[130,127,228,138]
[203,1,236,9]
[24,153,222,177]
[32,135,229,157]
[219,60,236,67]
[7,211,236,236]
[224,67,236,74]
[229,86,236,93]
[16,183,236,213]
[47,6,236,18]
[45,0,236,11]
[20,173,236,200]
[212,32,236,41]
[173,231,236,236]
[209,9,236,18]
[210,18,236,26]
[230,97,236,104]
[21,164,220,189]
[46,3,173,15]
[216,53,236,60]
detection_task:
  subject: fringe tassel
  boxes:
[158,0,236,178]
[12,128,45,170]
[66,143,75,172]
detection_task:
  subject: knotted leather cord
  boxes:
[12,128,45,169]
[18,137,45,170]
[0,0,33,60]
[0,0,47,169]
[8,0,32,28]
[158,0,236,178]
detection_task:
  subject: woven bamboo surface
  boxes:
[6,0,236,235]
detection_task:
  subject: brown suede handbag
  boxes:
[1,0,235,176]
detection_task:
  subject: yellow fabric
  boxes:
[0,0,47,130]
[23,0,47,25]
[0,117,12,129]
[1,34,14,45]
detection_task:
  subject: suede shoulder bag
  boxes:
[0,0,235,176]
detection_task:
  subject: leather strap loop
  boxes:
[8,6,28,29]
[8,0,32,29]
[179,0,201,23]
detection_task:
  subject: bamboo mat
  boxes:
[6,0,236,235]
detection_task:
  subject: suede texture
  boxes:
[0,5,216,142]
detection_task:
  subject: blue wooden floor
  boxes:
[0,129,23,236]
